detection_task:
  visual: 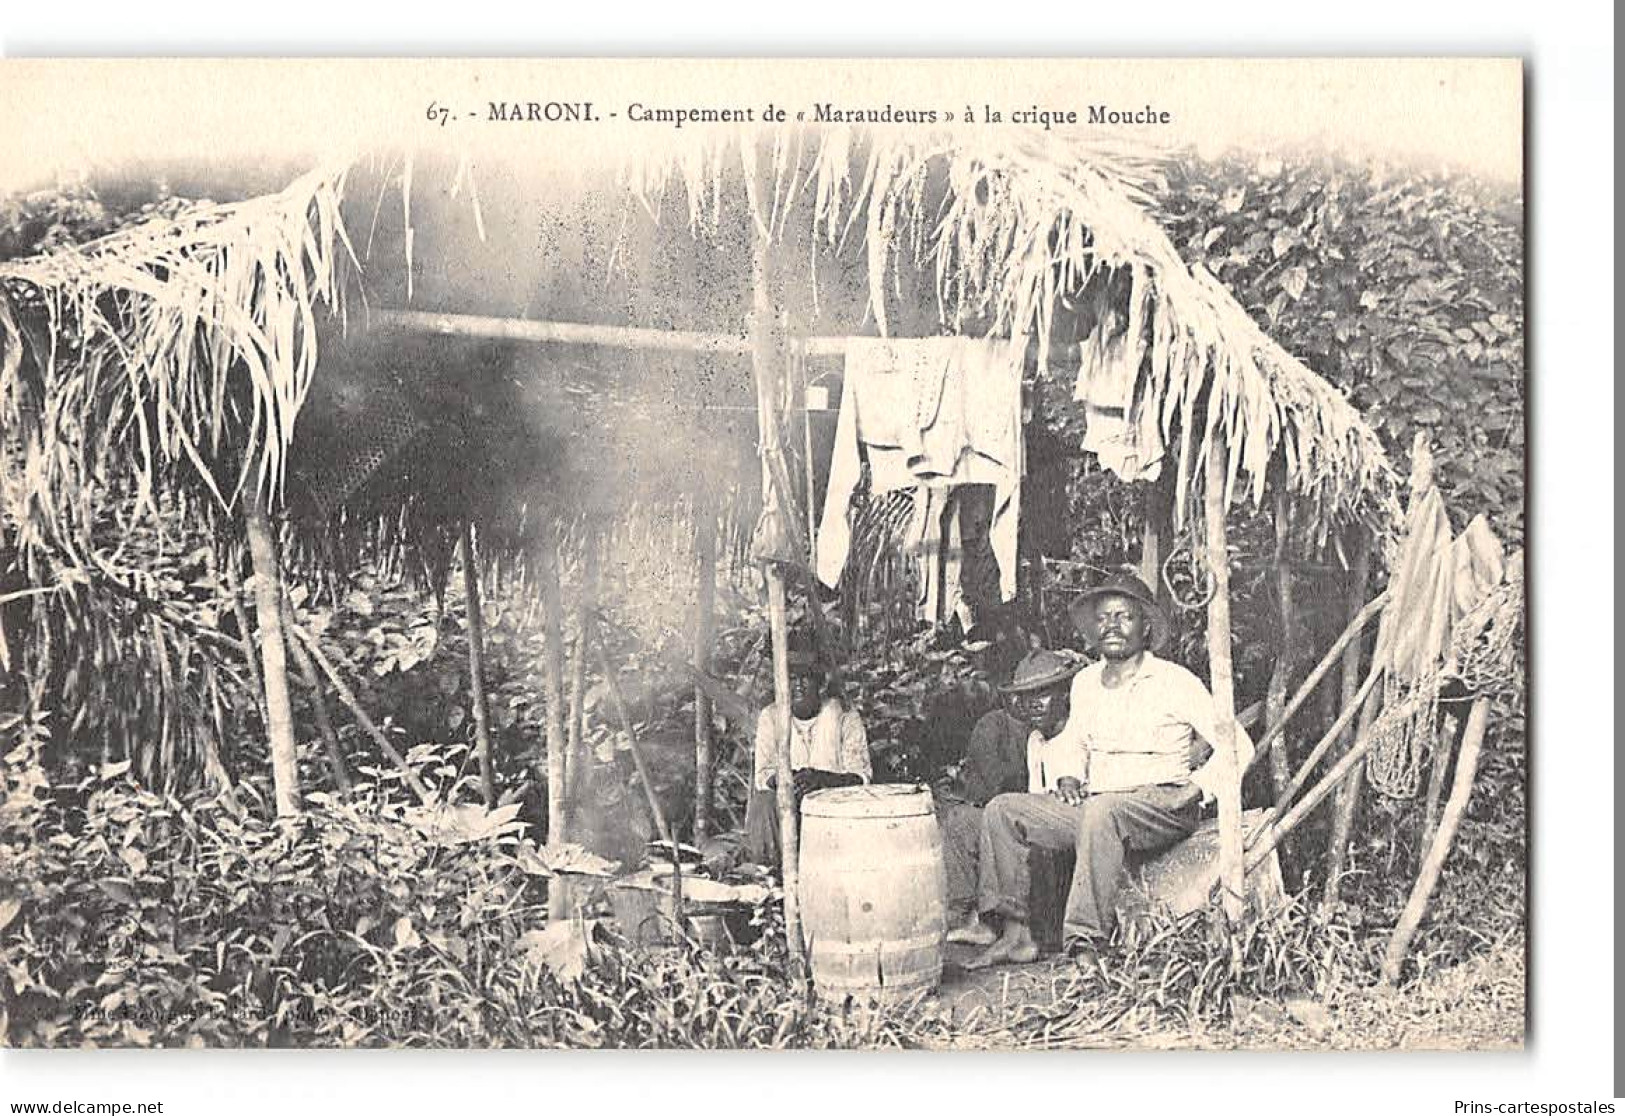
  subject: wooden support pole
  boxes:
[289,624,434,805]
[245,496,302,818]
[1138,516,1161,612]
[1324,535,1375,904]
[1419,710,1462,856]
[1202,441,1244,928]
[692,497,718,841]
[566,532,600,833]
[1379,697,1490,984]
[1263,493,1298,808]
[223,553,269,728]
[749,223,806,976]
[538,538,569,847]
[767,573,803,967]
[461,523,496,810]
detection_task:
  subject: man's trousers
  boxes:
[976,782,1203,943]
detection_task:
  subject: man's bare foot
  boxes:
[946,915,997,947]
[962,922,1040,969]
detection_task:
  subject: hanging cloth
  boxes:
[1074,266,1165,483]
[816,336,1025,600]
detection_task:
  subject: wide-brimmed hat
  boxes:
[1067,571,1171,653]
[998,649,1083,695]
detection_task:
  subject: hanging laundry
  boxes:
[1073,266,1165,484]
[816,336,1025,600]
[908,485,966,625]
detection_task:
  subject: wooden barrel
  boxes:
[799,784,946,1006]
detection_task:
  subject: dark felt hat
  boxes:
[998,649,1083,694]
[1067,571,1171,653]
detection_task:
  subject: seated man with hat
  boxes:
[939,648,1080,943]
[966,571,1254,969]
[742,635,872,866]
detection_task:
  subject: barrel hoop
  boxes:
[808,931,943,959]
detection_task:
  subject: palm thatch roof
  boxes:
[0,127,1399,788]
[625,129,1397,545]
[3,130,1396,560]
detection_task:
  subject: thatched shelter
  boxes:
[0,125,1399,955]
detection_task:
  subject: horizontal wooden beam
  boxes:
[373,309,753,355]
[372,309,1082,365]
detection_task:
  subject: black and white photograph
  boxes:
[0,55,1536,1061]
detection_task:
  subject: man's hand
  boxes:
[792,768,861,797]
[1188,736,1215,769]
[1051,776,1086,807]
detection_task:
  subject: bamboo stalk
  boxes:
[692,497,718,841]
[592,619,683,925]
[538,538,569,847]
[1379,698,1491,984]
[461,522,496,810]
[288,623,434,805]
[1324,535,1375,904]
[245,497,302,818]
[1202,440,1244,929]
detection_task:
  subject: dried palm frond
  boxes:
[624,127,1395,547]
[0,162,357,555]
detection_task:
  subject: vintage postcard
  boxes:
[0,58,1526,1055]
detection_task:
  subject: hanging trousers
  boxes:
[976,781,1203,943]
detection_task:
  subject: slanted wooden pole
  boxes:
[1380,697,1491,984]
[289,624,434,805]
[281,590,352,793]
[461,522,496,810]
[593,618,684,924]
[1324,534,1374,905]
[244,496,302,818]
[1202,442,1244,929]
[538,537,569,848]
[692,495,718,841]
[1247,589,1389,776]
[1249,663,1385,844]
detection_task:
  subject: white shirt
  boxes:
[1027,728,1085,794]
[1048,653,1255,803]
[752,698,872,791]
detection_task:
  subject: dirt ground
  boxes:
[913,938,1526,1051]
